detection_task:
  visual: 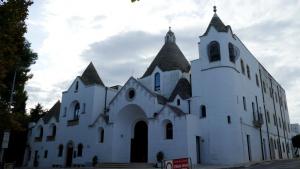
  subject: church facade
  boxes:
[24,9,293,167]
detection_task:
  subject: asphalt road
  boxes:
[234,159,300,169]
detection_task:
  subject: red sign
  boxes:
[173,158,189,169]
[164,158,190,169]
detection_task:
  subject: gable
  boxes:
[109,77,158,106]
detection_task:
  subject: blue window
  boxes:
[75,81,79,92]
[154,72,160,91]
[74,103,80,119]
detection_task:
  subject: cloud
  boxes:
[24,0,300,124]
[25,80,70,111]
[234,12,300,123]
[81,31,162,85]
[81,30,199,86]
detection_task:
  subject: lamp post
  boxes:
[8,69,17,113]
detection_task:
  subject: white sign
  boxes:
[164,160,173,169]
[2,132,10,148]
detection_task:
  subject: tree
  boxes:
[0,0,37,131]
[29,103,46,122]
[292,134,300,156]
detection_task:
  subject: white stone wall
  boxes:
[25,18,292,168]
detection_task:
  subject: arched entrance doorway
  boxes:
[66,142,74,167]
[130,121,148,162]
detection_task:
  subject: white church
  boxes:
[24,7,293,167]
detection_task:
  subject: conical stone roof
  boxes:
[42,100,61,124]
[142,29,190,78]
[202,13,231,36]
[80,62,105,86]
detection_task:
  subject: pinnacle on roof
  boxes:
[141,28,191,78]
[202,6,232,36]
[80,62,105,86]
[165,26,176,43]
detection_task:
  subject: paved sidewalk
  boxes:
[17,159,299,169]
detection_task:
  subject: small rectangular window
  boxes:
[267,111,270,123]
[255,74,259,87]
[63,107,67,117]
[100,129,104,143]
[241,60,245,74]
[273,115,277,126]
[243,97,247,111]
[44,150,48,159]
[58,145,63,157]
[177,99,180,106]
[200,105,206,118]
[278,117,281,128]
[246,65,251,79]
[227,116,231,124]
[75,81,79,92]
[251,102,255,116]
[246,135,252,161]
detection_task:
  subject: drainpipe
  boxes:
[104,87,108,123]
[256,96,264,160]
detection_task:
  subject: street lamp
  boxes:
[8,70,16,113]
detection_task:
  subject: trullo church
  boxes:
[24,7,293,168]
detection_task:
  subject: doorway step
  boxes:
[96,163,154,168]
[96,163,128,168]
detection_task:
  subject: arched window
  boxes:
[74,103,80,119]
[154,72,160,91]
[208,41,220,62]
[77,143,83,157]
[240,59,245,74]
[58,144,63,157]
[228,43,236,63]
[99,128,104,143]
[166,122,173,140]
[200,105,206,118]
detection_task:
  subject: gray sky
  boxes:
[25,0,300,123]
